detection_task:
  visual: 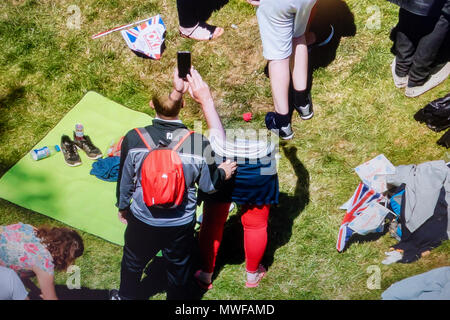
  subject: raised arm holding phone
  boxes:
[113,65,236,300]
[186,67,279,289]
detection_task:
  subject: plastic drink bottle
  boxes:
[106,139,116,157]
[30,145,61,161]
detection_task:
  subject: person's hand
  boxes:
[218,159,237,180]
[186,67,214,106]
[118,210,128,225]
[246,0,260,6]
[173,68,189,94]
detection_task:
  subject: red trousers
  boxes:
[198,202,270,273]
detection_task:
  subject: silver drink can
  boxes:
[75,123,84,139]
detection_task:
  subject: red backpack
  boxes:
[134,127,193,209]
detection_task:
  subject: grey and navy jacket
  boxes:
[116,118,226,227]
[388,0,449,17]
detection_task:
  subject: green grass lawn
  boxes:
[1,0,449,300]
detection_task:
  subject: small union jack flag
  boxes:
[121,15,165,60]
[336,182,384,252]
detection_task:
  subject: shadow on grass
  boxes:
[264,145,310,267]
[0,85,26,157]
[0,157,19,180]
[0,165,59,216]
[54,285,109,300]
[28,284,109,300]
[185,144,310,299]
[308,0,356,71]
[0,85,25,110]
[24,275,109,300]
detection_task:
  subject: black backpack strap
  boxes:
[168,129,194,151]
[134,128,157,150]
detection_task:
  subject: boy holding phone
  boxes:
[114,67,237,300]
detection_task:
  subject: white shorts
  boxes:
[256,0,317,60]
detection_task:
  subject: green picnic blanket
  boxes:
[0,91,153,246]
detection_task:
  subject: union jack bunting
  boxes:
[336,182,384,252]
[121,15,165,60]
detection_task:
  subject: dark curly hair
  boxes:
[35,227,84,272]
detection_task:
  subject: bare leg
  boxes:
[268,58,291,115]
[291,34,308,91]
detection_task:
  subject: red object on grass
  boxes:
[243,112,252,122]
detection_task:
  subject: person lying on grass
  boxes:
[0,223,84,300]
[186,67,279,289]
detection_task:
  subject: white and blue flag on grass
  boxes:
[336,182,384,252]
[121,15,165,60]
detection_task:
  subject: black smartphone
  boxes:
[177,51,191,80]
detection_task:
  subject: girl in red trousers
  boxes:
[186,68,279,288]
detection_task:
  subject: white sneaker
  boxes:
[405,62,450,98]
[245,265,266,288]
[391,57,408,89]
[381,250,403,265]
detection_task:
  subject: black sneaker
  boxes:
[73,132,103,160]
[109,289,122,300]
[61,135,82,167]
[265,112,294,140]
[292,92,314,120]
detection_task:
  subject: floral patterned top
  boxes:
[0,223,54,275]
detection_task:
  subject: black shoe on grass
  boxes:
[73,132,103,160]
[265,112,294,140]
[293,92,314,120]
[109,289,122,300]
[61,135,82,167]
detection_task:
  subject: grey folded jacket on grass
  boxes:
[386,160,450,237]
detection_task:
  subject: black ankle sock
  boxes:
[275,112,291,127]
[294,89,309,107]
